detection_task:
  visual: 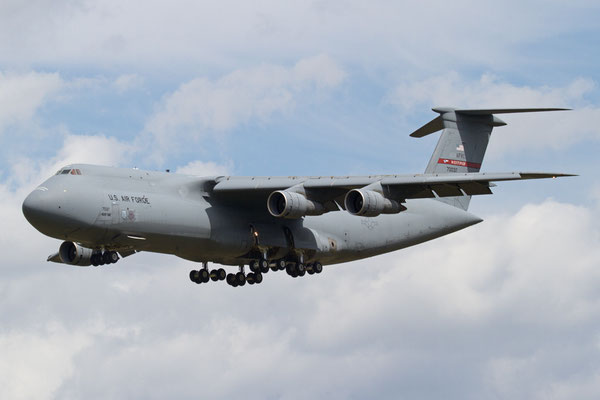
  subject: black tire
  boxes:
[226,273,235,285]
[91,254,99,266]
[306,263,314,273]
[189,270,198,282]
[249,260,259,273]
[278,260,287,270]
[210,269,219,282]
[314,262,323,274]
[236,272,246,286]
[102,252,111,264]
[297,263,305,273]
[199,269,209,283]
[218,268,226,280]
[286,265,295,275]
[298,268,306,277]
[255,272,263,284]
[109,251,119,264]
[247,272,255,284]
[259,259,269,273]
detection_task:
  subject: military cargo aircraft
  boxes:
[22,108,574,287]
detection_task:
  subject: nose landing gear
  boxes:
[91,250,119,266]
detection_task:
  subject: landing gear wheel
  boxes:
[210,269,219,282]
[297,263,305,274]
[91,254,100,266]
[102,252,112,264]
[236,272,246,286]
[250,260,259,273]
[107,251,119,264]
[259,259,269,273]
[298,268,306,277]
[254,272,263,284]
[286,264,295,276]
[314,262,323,274]
[218,268,226,281]
[247,272,256,285]
[189,270,201,284]
[226,273,238,287]
[198,269,209,283]
[306,264,315,275]
[277,259,287,271]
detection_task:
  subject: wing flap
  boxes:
[458,182,493,195]
[430,183,464,197]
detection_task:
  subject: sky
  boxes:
[1,0,600,398]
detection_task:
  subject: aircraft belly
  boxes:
[304,199,482,265]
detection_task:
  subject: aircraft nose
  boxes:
[22,189,49,227]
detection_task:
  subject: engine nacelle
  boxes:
[344,189,402,217]
[267,190,324,219]
[58,241,93,266]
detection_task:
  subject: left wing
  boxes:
[211,172,575,218]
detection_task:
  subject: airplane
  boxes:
[22,107,575,287]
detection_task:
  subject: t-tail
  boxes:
[410,107,569,210]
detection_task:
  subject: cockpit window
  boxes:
[56,168,82,175]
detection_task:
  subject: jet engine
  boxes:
[344,189,402,217]
[267,190,324,219]
[58,241,93,266]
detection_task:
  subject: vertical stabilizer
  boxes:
[410,107,568,210]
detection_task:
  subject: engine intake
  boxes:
[345,189,402,217]
[59,241,93,266]
[267,191,324,219]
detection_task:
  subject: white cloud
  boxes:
[147,55,344,132]
[0,1,595,73]
[0,71,62,133]
[143,54,345,152]
[390,73,600,155]
[0,324,91,400]
[175,160,231,176]
[112,73,143,93]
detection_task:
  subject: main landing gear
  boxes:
[91,250,119,266]
[189,262,226,284]
[286,261,323,278]
[188,259,324,288]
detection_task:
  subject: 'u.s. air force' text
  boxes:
[108,194,150,204]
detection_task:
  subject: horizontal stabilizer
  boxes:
[452,108,570,115]
[410,107,570,137]
[409,116,443,138]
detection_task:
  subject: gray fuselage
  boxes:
[23,164,483,266]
